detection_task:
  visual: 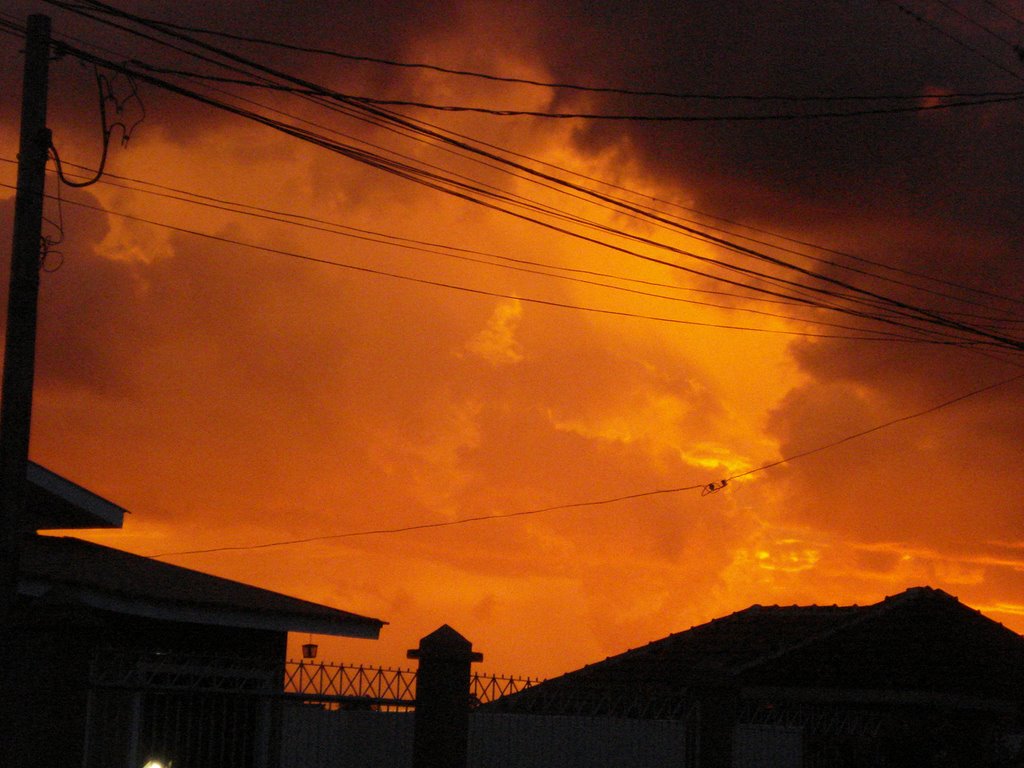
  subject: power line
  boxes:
[147,371,1024,558]
[880,0,1024,82]
[27,158,1018,338]
[925,0,1022,50]
[39,0,1017,135]
[146,484,709,557]
[7,7,1021,556]
[2,180,953,345]
[276,84,1024,348]
[36,156,1019,325]
[728,371,1024,481]
[3,161,891,333]
[36,161,1024,344]
[270,87,1023,331]
[39,25,1024,351]
[26,49,1020,323]
[980,0,1024,26]
[380,99,1024,312]
[121,63,1024,121]
[19,0,1019,331]
[63,6,1024,103]
[32,2,1024,350]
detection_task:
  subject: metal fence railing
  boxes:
[83,649,698,768]
[283,658,540,709]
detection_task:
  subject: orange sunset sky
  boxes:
[1,0,1022,677]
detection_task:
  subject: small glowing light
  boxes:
[142,760,166,768]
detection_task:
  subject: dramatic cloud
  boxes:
[1,0,1021,675]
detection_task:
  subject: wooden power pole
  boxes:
[1,16,52,767]
[0,12,51,643]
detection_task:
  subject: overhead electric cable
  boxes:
[76,9,1024,102]
[4,180,953,346]
[881,0,1024,82]
[41,1,1024,350]
[149,13,1016,346]
[350,99,1024,349]
[389,104,1024,311]
[75,35,1011,327]
[926,0,1021,50]
[28,1,1019,319]
[726,371,1024,483]
[30,157,1017,341]
[46,43,1024,350]
[146,371,1024,557]
[11,164,863,326]
[146,483,709,558]
[31,164,975,337]
[980,0,1024,26]
[0,14,26,39]
[114,64,1024,121]
[2,44,872,331]
[169,70,1024,325]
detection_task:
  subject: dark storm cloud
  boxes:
[7,0,1019,237]
[517,0,1024,233]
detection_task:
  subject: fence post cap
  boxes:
[407,624,483,663]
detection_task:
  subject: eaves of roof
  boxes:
[19,535,386,639]
[26,461,126,530]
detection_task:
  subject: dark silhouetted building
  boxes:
[489,587,1024,767]
[6,463,385,768]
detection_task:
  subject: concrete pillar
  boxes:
[407,625,483,768]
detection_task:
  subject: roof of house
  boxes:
[494,587,1024,713]
[26,461,126,530]
[18,534,386,639]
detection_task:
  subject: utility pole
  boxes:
[0,11,51,653]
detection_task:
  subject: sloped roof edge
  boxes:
[509,586,1023,701]
[19,535,386,639]
[27,461,126,530]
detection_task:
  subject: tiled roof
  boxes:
[18,534,385,639]
[497,587,1024,710]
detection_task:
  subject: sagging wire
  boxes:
[49,63,145,189]
[39,239,65,273]
[39,171,65,272]
[43,64,144,271]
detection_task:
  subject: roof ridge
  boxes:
[560,587,972,679]
[728,605,868,675]
[585,598,866,670]
[878,584,958,606]
[731,586,965,676]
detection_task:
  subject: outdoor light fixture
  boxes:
[142,760,168,768]
[302,633,318,659]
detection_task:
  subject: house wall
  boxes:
[96,609,288,658]
[6,596,287,768]
[5,601,98,768]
